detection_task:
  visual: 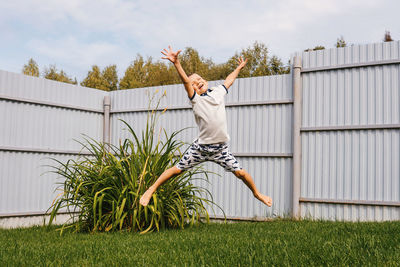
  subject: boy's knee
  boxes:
[233,169,246,179]
[170,166,183,175]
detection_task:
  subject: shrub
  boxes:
[46,91,222,234]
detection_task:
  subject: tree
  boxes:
[121,41,289,89]
[120,55,179,89]
[179,47,212,78]
[22,58,39,77]
[80,65,108,90]
[146,61,179,87]
[119,55,149,89]
[208,63,232,81]
[102,65,119,91]
[384,31,394,42]
[225,41,289,78]
[336,36,347,48]
[230,41,270,77]
[269,56,289,75]
[43,65,77,84]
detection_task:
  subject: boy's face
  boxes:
[189,73,208,95]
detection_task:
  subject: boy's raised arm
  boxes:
[223,56,248,89]
[161,46,194,98]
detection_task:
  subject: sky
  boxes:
[1,0,399,82]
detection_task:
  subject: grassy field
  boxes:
[1,220,399,266]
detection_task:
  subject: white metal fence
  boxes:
[0,41,399,224]
[0,71,107,218]
[297,41,400,221]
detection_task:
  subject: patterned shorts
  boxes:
[176,140,241,172]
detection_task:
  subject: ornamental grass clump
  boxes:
[46,91,221,234]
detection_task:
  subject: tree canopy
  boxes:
[22,58,40,77]
[22,35,397,90]
[43,65,77,85]
[336,36,347,48]
[81,65,118,91]
[23,41,292,90]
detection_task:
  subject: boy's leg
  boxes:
[233,169,272,207]
[140,140,206,206]
[208,143,272,207]
[139,166,182,206]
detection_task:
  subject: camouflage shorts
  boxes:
[176,139,241,172]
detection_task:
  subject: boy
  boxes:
[139,46,272,207]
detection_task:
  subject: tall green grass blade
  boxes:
[46,90,221,234]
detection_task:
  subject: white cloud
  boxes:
[1,0,398,79]
[27,36,121,68]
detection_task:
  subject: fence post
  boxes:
[292,56,302,219]
[103,95,111,151]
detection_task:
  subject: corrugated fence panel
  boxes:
[302,64,399,127]
[0,70,106,111]
[198,158,292,219]
[232,105,292,154]
[300,41,400,221]
[110,74,293,218]
[237,75,293,102]
[0,152,74,214]
[111,109,198,148]
[301,41,400,69]
[0,101,103,152]
[0,70,106,215]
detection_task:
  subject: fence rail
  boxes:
[301,58,400,73]
[301,124,400,132]
[110,99,294,114]
[0,146,92,155]
[0,94,104,113]
[299,198,400,207]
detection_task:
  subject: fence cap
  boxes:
[293,56,302,69]
[103,95,111,106]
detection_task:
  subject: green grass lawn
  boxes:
[1,220,400,266]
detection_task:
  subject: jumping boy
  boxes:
[139,46,272,207]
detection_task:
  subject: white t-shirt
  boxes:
[189,84,230,144]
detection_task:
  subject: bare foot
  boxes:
[255,193,272,207]
[139,189,154,206]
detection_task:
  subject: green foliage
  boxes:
[120,51,213,90]
[179,47,213,78]
[269,56,289,75]
[313,45,325,50]
[336,36,347,48]
[119,55,146,89]
[46,92,219,234]
[120,55,178,89]
[24,41,290,89]
[43,65,77,85]
[81,65,119,91]
[230,41,271,77]
[305,45,326,52]
[22,58,39,77]
[81,65,104,89]
[102,65,119,91]
[120,43,289,89]
[226,41,289,78]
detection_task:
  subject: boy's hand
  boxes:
[223,56,248,89]
[162,45,193,98]
[161,46,182,64]
[237,56,248,70]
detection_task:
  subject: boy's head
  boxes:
[189,73,208,95]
